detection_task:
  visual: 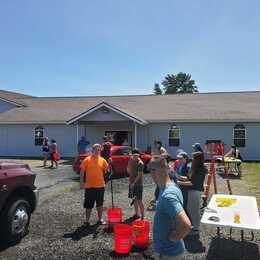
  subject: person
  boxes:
[225,145,242,176]
[172,152,190,212]
[192,142,203,153]
[77,136,89,154]
[101,135,112,162]
[148,155,191,259]
[153,140,169,159]
[80,144,109,227]
[177,151,207,236]
[127,148,145,220]
[42,137,49,167]
[148,140,169,210]
[50,139,58,169]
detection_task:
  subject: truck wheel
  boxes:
[1,197,31,243]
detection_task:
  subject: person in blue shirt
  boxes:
[148,155,191,259]
[77,136,89,154]
[173,152,190,213]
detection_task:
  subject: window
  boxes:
[233,124,246,147]
[34,126,44,146]
[168,124,180,147]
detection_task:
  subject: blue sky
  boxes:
[0,0,259,97]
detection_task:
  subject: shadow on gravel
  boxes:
[0,240,18,253]
[63,224,100,241]
[109,246,153,259]
[206,237,260,260]
[184,234,206,254]
[217,173,241,180]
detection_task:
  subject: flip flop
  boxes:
[97,219,107,225]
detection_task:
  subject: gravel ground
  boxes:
[1,173,260,260]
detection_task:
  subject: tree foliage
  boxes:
[153,83,162,95]
[161,72,198,94]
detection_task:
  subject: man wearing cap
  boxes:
[148,155,191,259]
[127,148,145,219]
[192,142,203,153]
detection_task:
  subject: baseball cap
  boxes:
[192,143,203,152]
[132,148,140,155]
[177,151,188,159]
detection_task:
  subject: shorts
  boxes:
[128,185,143,200]
[84,188,105,209]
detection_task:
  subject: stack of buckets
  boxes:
[107,208,150,255]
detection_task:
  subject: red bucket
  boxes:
[114,224,132,254]
[107,208,122,224]
[132,220,150,248]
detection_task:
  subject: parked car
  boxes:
[73,146,151,176]
[0,162,39,243]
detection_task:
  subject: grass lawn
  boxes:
[242,162,260,204]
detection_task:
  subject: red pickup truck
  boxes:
[73,146,151,176]
[0,162,39,243]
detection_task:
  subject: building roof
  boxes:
[0,89,35,107]
[0,91,259,124]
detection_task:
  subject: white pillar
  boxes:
[134,123,137,148]
[76,122,79,143]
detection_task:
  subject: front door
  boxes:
[105,131,133,146]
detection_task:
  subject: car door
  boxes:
[111,147,132,175]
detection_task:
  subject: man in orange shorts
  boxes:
[80,144,109,227]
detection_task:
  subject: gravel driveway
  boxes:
[1,172,260,260]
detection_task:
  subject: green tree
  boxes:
[153,83,162,95]
[161,72,198,94]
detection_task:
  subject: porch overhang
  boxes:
[66,101,148,126]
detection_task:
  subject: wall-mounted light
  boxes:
[170,123,177,129]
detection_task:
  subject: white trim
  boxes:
[148,119,260,123]
[76,123,79,144]
[0,97,24,107]
[134,123,137,147]
[66,102,147,125]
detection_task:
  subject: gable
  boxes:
[0,99,16,113]
[79,106,132,122]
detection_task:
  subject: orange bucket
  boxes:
[107,208,122,224]
[114,224,132,254]
[132,220,150,248]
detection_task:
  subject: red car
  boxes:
[73,146,151,176]
[0,162,38,243]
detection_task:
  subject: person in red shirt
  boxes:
[50,139,58,169]
[80,144,109,227]
[101,135,112,162]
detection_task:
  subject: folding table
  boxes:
[201,194,260,240]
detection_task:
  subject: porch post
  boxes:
[76,122,79,143]
[134,123,137,148]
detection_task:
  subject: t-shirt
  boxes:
[153,183,185,256]
[80,155,109,188]
[50,143,57,154]
[189,166,207,191]
[101,141,112,161]
[127,159,144,186]
[177,164,190,177]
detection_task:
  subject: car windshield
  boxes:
[112,147,132,156]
